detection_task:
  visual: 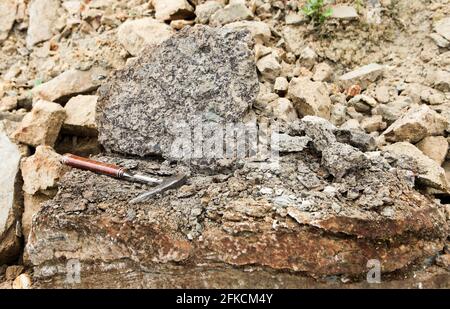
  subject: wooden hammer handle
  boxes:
[61,154,126,178]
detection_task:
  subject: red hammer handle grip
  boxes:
[61,154,126,178]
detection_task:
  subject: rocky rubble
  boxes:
[0,0,450,288]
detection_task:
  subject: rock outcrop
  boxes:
[26,117,448,288]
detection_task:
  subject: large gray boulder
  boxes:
[97,25,259,160]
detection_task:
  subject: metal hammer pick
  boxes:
[61,154,187,204]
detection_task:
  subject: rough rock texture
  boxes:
[416,136,448,165]
[12,100,66,147]
[195,1,222,24]
[20,146,67,196]
[288,77,331,119]
[383,105,448,143]
[224,21,271,44]
[26,0,61,48]
[384,142,449,192]
[117,18,175,56]
[32,67,108,103]
[26,117,448,287]
[63,95,98,137]
[0,0,17,42]
[0,131,22,265]
[97,26,259,159]
[210,1,253,26]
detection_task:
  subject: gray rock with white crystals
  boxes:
[97,25,259,160]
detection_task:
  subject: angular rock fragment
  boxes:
[32,67,108,102]
[282,26,304,56]
[273,77,288,96]
[20,145,67,195]
[117,18,175,56]
[153,0,195,21]
[360,115,386,133]
[0,131,22,264]
[256,53,281,81]
[63,95,98,136]
[27,0,61,47]
[269,98,298,122]
[22,193,50,241]
[97,26,259,159]
[338,63,385,89]
[416,136,448,165]
[384,142,448,191]
[330,5,358,20]
[434,17,450,41]
[428,70,450,92]
[224,21,271,44]
[287,77,331,119]
[373,96,411,124]
[12,100,66,147]
[0,0,17,42]
[210,0,253,26]
[313,62,333,82]
[26,117,448,287]
[382,105,448,143]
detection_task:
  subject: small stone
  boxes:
[382,105,448,143]
[254,44,272,60]
[195,1,222,24]
[339,63,385,90]
[345,84,362,97]
[27,0,61,47]
[0,0,17,42]
[20,145,67,195]
[360,115,386,133]
[373,96,411,124]
[273,77,288,95]
[416,136,448,165]
[257,53,282,81]
[429,33,449,48]
[32,67,107,102]
[428,70,450,92]
[340,119,361,131]
[330,103,347,126]
[224,21,271,44]
[420,87,445,105]
[5,265,24,280]
[313,63,333,82]
[384,142,448,191]
[375,85,391,103]
[13,100,66,147]
[117,18,175,56]
[285,13,305,25]
[12,274,31,289]
[434,17,450,41]
[299,46,318,69]
[282,26,303,56]
[330,5,358,19]
[335,128,377,152]
[210,1,253,26]
[0,96,18,112]
[270,98,298,122]
[63,95,98,136]
[153,0,195,21]
[288,77,331,119]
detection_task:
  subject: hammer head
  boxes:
[129,174,187,204]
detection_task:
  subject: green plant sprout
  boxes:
[302,0,333,24]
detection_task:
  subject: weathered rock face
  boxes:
[26,0,61,48]
[97,25,259,159]
[26,117,448,288]
[0,131,22,265]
